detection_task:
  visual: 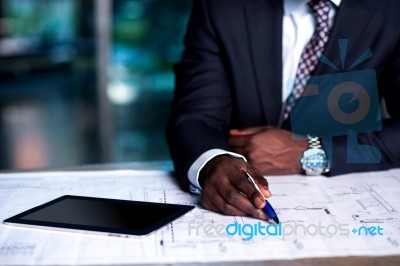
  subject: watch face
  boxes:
[301,149,327,175]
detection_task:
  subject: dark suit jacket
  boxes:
[166,0,400,192]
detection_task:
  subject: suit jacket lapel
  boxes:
[244,0,284,126]
[313,0,377,76]
[290,0,378,130]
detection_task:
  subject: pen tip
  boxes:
[273,217,280,225]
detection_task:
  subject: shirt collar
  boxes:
[284,0,342,15]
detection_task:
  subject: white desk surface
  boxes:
[0,162,399,266]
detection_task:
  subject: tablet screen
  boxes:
[4,195,194,237]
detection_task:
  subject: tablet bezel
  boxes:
[3,195,195,238]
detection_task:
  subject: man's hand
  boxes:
[199,155,271,220]
[229,126,308,175]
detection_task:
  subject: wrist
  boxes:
[296,139,309,173]
[199,154,233,187]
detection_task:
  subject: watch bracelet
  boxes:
[307,135,322,149]
[307,135,330,173]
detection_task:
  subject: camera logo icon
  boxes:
[290,39,382,164]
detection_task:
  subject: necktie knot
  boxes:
[308,0,332,26]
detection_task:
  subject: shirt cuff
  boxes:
[188,149,247,194]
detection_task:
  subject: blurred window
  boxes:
[0,0,191,170]
[109,0,191,162]
[0,0,99,170]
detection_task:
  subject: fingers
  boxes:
[228,134,249,149]
[229,125,276,151]
[228,127,267,149]
[229,126,266,136]
[226,169,266,209]
[201,181,268,220]
[200,193,242,215]
[199,156,272,221]
[247,167,271,198]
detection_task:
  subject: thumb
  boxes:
[229,126,267,136]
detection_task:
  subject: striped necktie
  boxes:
[282,0,333,121]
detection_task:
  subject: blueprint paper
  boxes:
[0,168,399,265]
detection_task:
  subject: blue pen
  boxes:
[242,171,280,224]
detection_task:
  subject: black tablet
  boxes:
[3,195,194,238]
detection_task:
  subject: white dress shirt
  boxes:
[188,0,342,194]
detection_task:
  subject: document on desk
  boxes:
[0,168,399,265]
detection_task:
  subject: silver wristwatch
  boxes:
[300,135,330,175]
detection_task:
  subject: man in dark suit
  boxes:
[166,0,400,221]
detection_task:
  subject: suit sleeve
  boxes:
[166,0,233,191]
[329,39,400,176]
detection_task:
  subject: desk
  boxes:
[1,161,399,266]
